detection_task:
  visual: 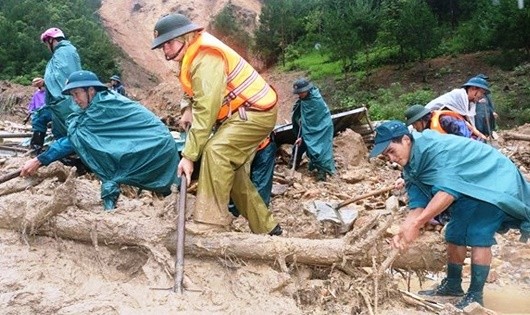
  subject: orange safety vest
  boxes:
[256,135,271,151]
[179,32,277,122]
[429,110,468,134]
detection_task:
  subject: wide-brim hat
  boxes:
[292,78,313,94]
[462,77,490,94]
[151,14,204,49]
[62,70,108,95]
[369,120,410,158]
[405,104,431,126]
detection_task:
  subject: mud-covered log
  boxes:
[171,232,445,271]
[0,206,445,271]
[503,132,530,141]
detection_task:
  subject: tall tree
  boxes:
[320,0,380,72]
[254,0,312,66]
[491,0,530,56]
[393,0,441,80]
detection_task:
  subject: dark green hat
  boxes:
[405,104,431,126]
[151,13,203,49]
[292,78,313,94]
[62,70,107,95]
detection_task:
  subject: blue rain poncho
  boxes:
[291,87,336,175]
[41,91,180,209]
[403,130,530,235]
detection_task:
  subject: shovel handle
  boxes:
[0,170,21,184]
[174,175,187,294]
[290,124,303,177]
[336,185,394,209]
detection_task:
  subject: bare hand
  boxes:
[179,106,192,131]
[295,137,302,146]
[392,224,421,251]
[20,158,42,177]
[177,157,194,187]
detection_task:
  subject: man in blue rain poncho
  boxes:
[290,78,335,181]
[30,27,82,153]
[370,120,530,309]
[20,70,180,210]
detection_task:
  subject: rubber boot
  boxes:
[268,224,283,236]
[30,131,46,154]
[418,263,464,297]
[316,170,327,182]
[455,264,489,309]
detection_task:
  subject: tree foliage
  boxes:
[255,0,530,74]
[0,0,119,84]
[320,0,380,71]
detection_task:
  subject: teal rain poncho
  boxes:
[43,40,82,138]
[66,91,180,209]
[291,88,335,175]
[403,130,530,235]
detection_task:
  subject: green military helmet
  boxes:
[151,13,204,50]
[405,104,431,126]
[62,70,108,95]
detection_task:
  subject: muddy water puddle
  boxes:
[400,277,530,314]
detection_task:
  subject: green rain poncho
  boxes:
[403,130,530,235]
[291,88,335,175]
[66,91,180,209]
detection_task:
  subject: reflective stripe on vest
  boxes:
[430,110,467,134]
[179,32,277,121]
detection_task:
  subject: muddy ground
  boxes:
[1,0,529,309]
[1,100,529,314]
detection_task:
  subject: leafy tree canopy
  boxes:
[0,0,119,84]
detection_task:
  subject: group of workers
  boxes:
[13,12,530,310]
[371,75,529,308]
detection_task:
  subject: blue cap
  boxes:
[462,77,490,94]
[369,120,410,157]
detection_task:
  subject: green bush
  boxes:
[362,83,435,121]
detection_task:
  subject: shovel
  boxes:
[318,185,395,214]
[173,175,187,294]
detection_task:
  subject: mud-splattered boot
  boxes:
[455,291,484,309]
[418,278,465,297]
[455,264,489,309]
[418,263,464,297]
[316,170,327,182]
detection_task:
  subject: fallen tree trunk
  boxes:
[503,132,530,142]
[0,206,445,271]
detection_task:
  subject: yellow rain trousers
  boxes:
[193,106,278,233]
[179,47,278,234]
